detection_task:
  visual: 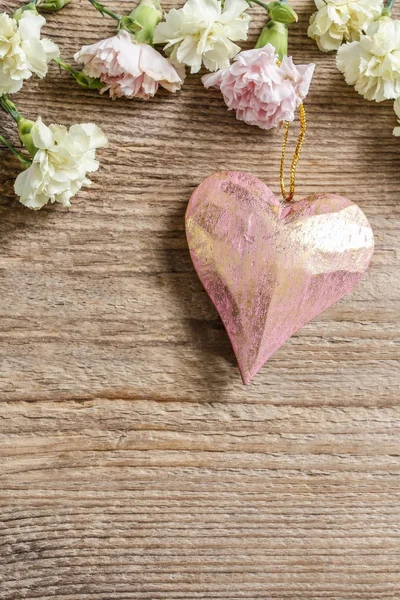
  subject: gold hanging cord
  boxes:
[280,103,307,202]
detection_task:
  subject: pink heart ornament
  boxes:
[185,171,374,384]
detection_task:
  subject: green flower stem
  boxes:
[246,0,271,11]
[54,57,103,89]
[0,95,22,123]
[381,0,396,14]
[54,57,78,76]
[22,1,38,10]
[87,0,122,22]
[0,134,31,168]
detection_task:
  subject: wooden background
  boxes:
[1,0,399,597]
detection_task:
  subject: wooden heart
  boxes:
[185,171,374,384]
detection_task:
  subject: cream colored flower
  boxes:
[393,98,400,136]
[14,118,108,209]
[337,17,400,101]
[153,0,250,73]
[0,11,59,95]
[308,0,383,52]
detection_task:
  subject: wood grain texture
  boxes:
[0,0,399,598]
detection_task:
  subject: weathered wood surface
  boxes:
[0,0,399,598]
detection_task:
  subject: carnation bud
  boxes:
[267,1,298,24]
[36,0,71,12]
[255,21,288,60]
[18,118,37,157]
[0,97,37,157]
[125,0,162,44]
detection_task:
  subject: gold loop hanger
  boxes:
[280,103,307,202]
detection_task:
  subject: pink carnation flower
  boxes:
[74,30,183,100]
[202,44,315,130]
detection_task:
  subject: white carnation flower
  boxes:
[14,118,108,210]
[153,0,250,73]
[393,98,400,136]
[308,0,383,52]
[0,10,59,95]
[337,18,400,101]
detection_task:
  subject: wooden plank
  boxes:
[0,0,399,597]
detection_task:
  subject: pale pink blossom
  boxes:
[202,43,315,129]
[74,30,183,99]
